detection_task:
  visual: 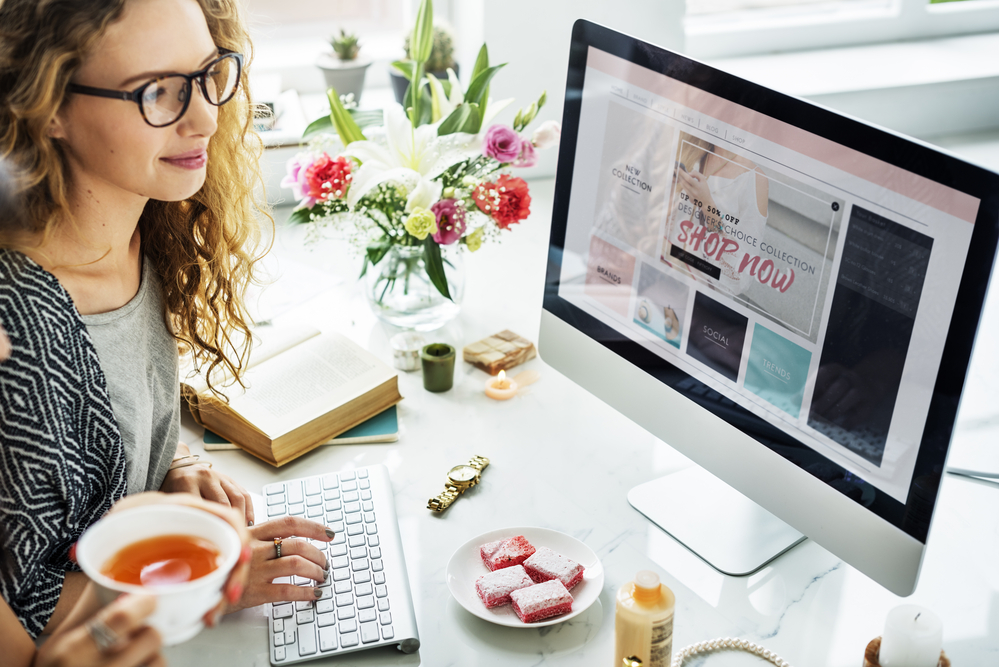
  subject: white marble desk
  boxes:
[166,175,999,667]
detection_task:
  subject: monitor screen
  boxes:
[541,20,999,594]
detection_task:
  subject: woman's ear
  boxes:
[48,114,67,139]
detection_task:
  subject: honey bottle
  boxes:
[614,571,675,667]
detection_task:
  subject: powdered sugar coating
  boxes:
[475,565,534,608]
[480,535,536,571]
[510,579,573,623]
[523,546,584,589]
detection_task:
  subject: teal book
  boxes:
[203,405,399,450]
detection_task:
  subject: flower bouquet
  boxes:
[282,0,560,330]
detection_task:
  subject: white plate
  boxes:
[446,526,605,628]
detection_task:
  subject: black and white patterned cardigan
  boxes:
[0,250,126,638]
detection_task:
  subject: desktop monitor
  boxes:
[539,19,999,596]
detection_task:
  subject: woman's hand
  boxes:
[225,516,335,613]
[676,168,721,231]
[159,444,255,526]
[35,594,165,667]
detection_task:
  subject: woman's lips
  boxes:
[161,149,207,170]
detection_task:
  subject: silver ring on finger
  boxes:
[85,616,120,653]
[274,537,283,559]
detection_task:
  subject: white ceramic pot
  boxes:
[317,55,371,104]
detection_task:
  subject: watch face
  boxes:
[448,465,478,483]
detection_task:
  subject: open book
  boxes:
[182,326,402,467]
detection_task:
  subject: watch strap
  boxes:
[427,485,462,512]
[468,455,490,471]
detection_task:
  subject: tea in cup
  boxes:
[76,504,241,645]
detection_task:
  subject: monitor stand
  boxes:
[628,466,806,576]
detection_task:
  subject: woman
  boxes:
[0,0,330,639]
[664,137,769,296]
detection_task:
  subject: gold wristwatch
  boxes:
[427,455,490,512]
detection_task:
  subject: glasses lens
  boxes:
[205,55,240,106]
[141,76,190,127]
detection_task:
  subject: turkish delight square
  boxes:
[510,579,573,623]
[475,565,534,608]
[523,546,585,590]
[480,535,536,571]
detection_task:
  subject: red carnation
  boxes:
[304,154,353,202]
[472,175,531,230]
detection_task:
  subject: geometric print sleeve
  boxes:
[0,250,126,638]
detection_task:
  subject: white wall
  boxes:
[455,0,686,179]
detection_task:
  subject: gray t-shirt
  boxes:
[82,256,178,494]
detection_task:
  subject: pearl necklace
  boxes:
[672,637,791,667]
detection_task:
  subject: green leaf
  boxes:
[391,59,415,81]
[349,109,383,129]
[437,103,479,136]
[464,63,505,107]
[423,236,452,300]
[366,241,392,267]
[411,0,434,64]
[303,114,333,138]
[287,207,313,225]
[471,44,489,125]
[404,62,424,125]
[326,87,365,145]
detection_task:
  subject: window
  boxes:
[685,0,999,58]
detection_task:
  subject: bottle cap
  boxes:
[633,570,660,602]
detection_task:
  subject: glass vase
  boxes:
[365,244,464,331]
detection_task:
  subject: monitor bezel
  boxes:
[540,19,999,595]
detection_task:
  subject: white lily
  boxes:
[342,104,481,211]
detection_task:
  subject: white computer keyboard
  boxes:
[263,464,420,663]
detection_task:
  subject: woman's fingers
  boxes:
[260,582,328,605]
[267,537,328,570]
[102,626,162,667]
[260,553,327,584]
[96,594,158,647]
[218,476,247,524]
[250,515,335,543]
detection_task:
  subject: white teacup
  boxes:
[76,505,241,645]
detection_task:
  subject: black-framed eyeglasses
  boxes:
[66,51,243,128]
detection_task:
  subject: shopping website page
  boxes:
[559,47,980,502]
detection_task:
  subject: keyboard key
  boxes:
[377,598,390,612]
[319,626,337,652]
[347,524,364,536]
[298,625,317,655]
[338,618,357,634]
[370,547,382,559]
[357,469,368,479]
[359,608,376,623]
[305,477,322,496]
[343,492,359,503]
[344,501,361,513]
[265,483,284,495]
[375,584,387,598]
[361,501,374,512]
[371,559,383,572]
[307,506,323,518]
[274,646,286,661]
[366,524,377,536]
[341,471,356,481]
[289,503,305,515]
[316,587,332,600]
[345,513,362,526]
[380,612,392,625]
[284,629,296,645]
[368,535,380,548]
[322,473,339,490]
[297,609,314,625]
[273,604,294,619]
[359,479,371,490]
[317,576,332,589]
[317,612,336,628]
[382,625,394,640]
[332,568,350,582]
[267,505,285,517]
[340,631,359,648]
[325,499,342,511]
[360,621,379,643]
[331,555,348,569]
[348,535,365,548]
[342,480,357,492]
[349,546,367,559]
[363,512,375,524]
[331,531,346,545]
[273,632,284,647]
[316,598,334,614]
[294,578,312,589]
[274,576,291,585]
[295,600,312,612]
[287,481,304,504]
[306,495,323,507]
[267,494,286,506]
[329,543,347,557]
[373,572,385,585]
[357,595,374,610]
[351,558,369,572]
[353,570,371,584]
[272,619,284,633]
[360,490,372,501]
[326,510,343,522]
[334,580,352,594]
[356,582,373,597]
[328,521,345,534]
[335,593,353,607]
[337,606,356,620]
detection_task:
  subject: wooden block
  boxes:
[463,330,537,375]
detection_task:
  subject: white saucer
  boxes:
[445,526,605,628]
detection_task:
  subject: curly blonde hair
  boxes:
[0,0,269,395]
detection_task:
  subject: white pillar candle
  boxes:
[880,605,942,667]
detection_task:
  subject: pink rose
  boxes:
[482,125,522,163]
[281,152,318,207]
[512,138,537,168]
[430,199,467,245]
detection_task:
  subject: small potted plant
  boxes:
[389,23,459,104]
[317,29,371,104]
